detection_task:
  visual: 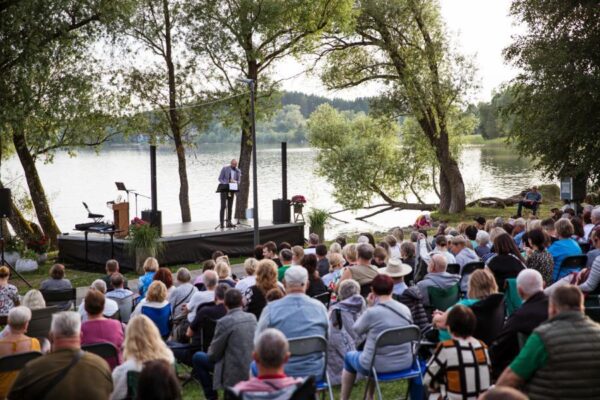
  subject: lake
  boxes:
[3,143,547,239]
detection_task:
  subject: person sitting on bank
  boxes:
[496,285,600,399]
[232,329,303,394]
[516,186,542,217]
[416,254,460,307]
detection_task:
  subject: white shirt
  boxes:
[186,290,215,322]
[78,297,119,322]
[111,353,174,400]
[235,275,256,295]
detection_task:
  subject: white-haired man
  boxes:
[489,269,548,379]
[185,270,218,323]
[8,311,112,399]
[255,266,328,379]
[416,254,460,307]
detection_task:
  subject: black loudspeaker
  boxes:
[0,188,11,218]
[272,199,291,224]
[141,209,162,236]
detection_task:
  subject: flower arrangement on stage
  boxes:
[130,217,148,226]
[291,195,307,205]
[26,234,49,254]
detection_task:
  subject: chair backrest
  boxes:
[141,305,171,338]
[200,318,219,352]
[0,351,42,372]
[0,315,7,326]
[112,295,135,323]
[288,336,327,357]
[312,291,331,308]
[360,283,372,298]
[40,288,76,303]
[461,262,485,276]
[126,370,140,400]
[446,263,460,275]
[470,293,505,345]
[585,295,600,323]
[82,342,119,361]
[366,325,420,373]
[224,376,316,400]
[27,306,60,338]
[427,284,460,311]
[558,255,588,280]
[504,278,523,316]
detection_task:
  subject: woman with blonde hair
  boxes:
[291,245,304,266]
[138,257,159,297]
[244,259,279,319]
[235,258,258,294]
[132,281,171,338]
[342,243,358,266]
[110,315,174,400]
[323,253,345,289]
[21,289,45,310]
[215,261,235,287]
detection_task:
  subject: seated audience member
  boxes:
[307,232,321,249]
[381,258,412,296]
[432,269,499,341]
[571,216,586,243]
[291,245,304,266]
[78,280,119,321]
[262,241,282,267]
[497,285,600,399]
[425,305,491,399]
[327,280,366,386]
[254,244,265,261]
[211,250,224,261]
[21,289,45,310]
[486,233,526,290]
[192,289,257,400]
[0,307,41,398]
[106,273,134,302]
[479,386,528,400]
[277,249,293,282]
[215,261,236,288]
[583,209,595,242]
[235,258,258,294]
[315,244,330,276]
[586,230,600,267]
[339,243,379,286]
[138,257,159,297]
[8,311,112,399]
[131,281,170,337]
[0,266,18,316]
[322,252,345,288]
[335,235,348,249]
[451,236,479,269]
[474,216,486,231]
[577,231,600,293]
[266,288,285,302]
[135,359,181,400]
[193,260,216,287]
[548,219,583,282]
[524,228,554,286]
[233,329,303,393]
[541,217,559,243]
[301,254,329,299]
[385,235,401,259]
[153,267,175,296]
[340,274,415,400]
[416,254,460,307]
[465,225,479,249]
[516,186,542,217]
[490,269,548,379]
[400,241,417,279]
[419,234,457,265]
[341,243,358,268]
[256,266,328,379]
[102,259,128,292]
[40,264,72,311]
[512,218,527,247]
[186,270,218,324]
[169,268,197,322]
[111,315,175,400]
[244,260,279,319]
[329,242,342,255]
[279,242,291,250]
[80,289,124,369]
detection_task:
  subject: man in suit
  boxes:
[489,269,548,379]
[218,159,241,228]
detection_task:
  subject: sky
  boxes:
[280,0,521,103]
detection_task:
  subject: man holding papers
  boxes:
[218,159,241,228]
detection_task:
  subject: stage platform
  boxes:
[58,220,305,272]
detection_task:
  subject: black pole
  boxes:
[282,142,287,200]
[150,144,158,211]
[250,81,260,246]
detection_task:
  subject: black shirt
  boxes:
[487,254,526,290]
[190,301,227,349]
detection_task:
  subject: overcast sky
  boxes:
[280,0,520,103]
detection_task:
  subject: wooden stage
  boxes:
[58,220,305,272]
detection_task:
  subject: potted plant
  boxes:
[307,208,329,241]
[26,233,50,263]
[4,236,24,267]
[16,248,38,272]
[291,195,307,214]
[127,218,163,274]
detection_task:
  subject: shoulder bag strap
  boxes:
[40,350,83,400]
[377,302,413,325]
[173,287,195,314]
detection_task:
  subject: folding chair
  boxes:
[27,306,60,338]
[363,325,423,400]
[111,294,135,323]
[504,278,523,316]
[287,336,333,400]
[427,284,460,312]
[585,294,600,323]
[446,263,460,275]
[0,351,42,373]
[224,376,316,400]
[557,255,588,281]
[313,291,332,309]
[126,370,140,400]
[82,342,119,365]
[141,304,172,339]
[40,288,76,310]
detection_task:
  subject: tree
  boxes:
[504,0,600,180]
[186,0,353,219]
[476,87,514,139]
[319,0,475,213]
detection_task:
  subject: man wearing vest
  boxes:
[496,285,600,399]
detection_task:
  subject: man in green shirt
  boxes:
[277,249,293,282]
[496,285,600,400]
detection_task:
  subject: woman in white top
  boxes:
[235,258,258,294]
[110,314,174,400]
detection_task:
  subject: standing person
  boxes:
[8,312,113,399]
[0,267,19,315]
[516,186,542,217]
[40,264,72,311]
[524,229,554,287]
[217,159,241,228]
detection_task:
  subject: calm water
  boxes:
[3,143,547,239]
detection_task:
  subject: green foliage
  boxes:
[306,208,330,229]
[127,224,164,256]
[475,87,515,139]
[504,0,600,180]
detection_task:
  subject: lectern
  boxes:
[111,202,129,238]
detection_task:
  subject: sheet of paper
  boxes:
[229,182,238,191]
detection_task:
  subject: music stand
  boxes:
[115,182,150,218]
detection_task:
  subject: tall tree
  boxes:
[504,0,600,180]
[186,0,353,219]
[319,0,475,213]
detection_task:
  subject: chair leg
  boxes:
[363,377,371,400]
[326,373,334,400]
[373,374,383,400]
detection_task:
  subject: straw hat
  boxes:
[381,258,412,278]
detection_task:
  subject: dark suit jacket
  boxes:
[489,291,548,379]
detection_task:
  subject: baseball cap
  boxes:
[284,266,308,285]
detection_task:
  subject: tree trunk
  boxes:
[12,131,60,247]
[163,0,191,223]
[438,169,451,213]
[234,59,259,220]
[435,130,466,213]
